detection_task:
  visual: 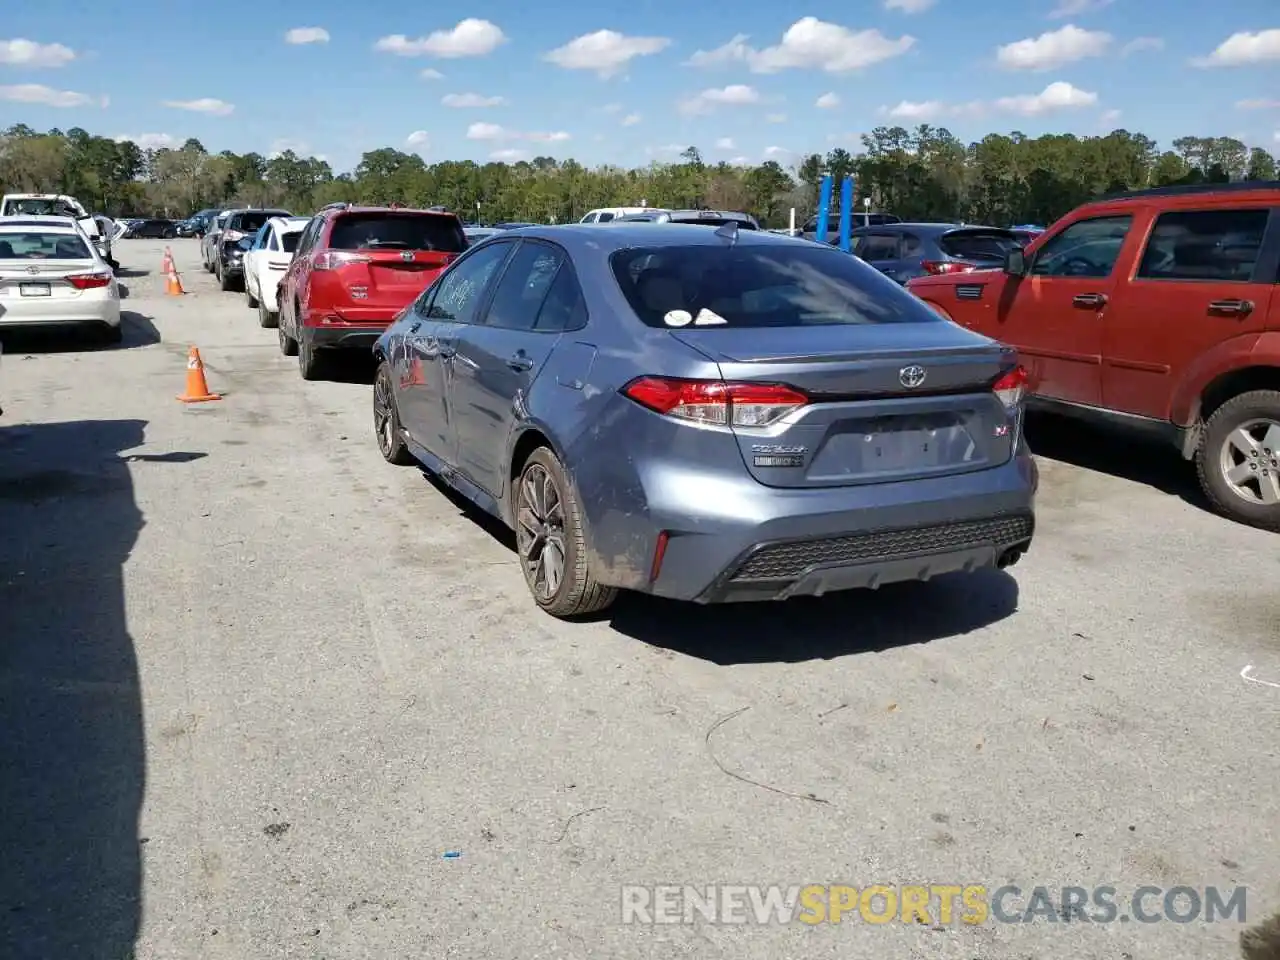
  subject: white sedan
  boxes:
[242,215,310,328]
[0,216,122,343]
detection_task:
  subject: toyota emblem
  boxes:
[899,365,927,389]
[25,265,39,275]
[400,250,414,262]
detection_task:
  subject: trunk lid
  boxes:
[671,324,1019,488]
[0,261,105,300]
[340,250,456,307]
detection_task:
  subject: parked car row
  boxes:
[196,201,1040,617]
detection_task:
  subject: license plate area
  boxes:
[809,414,980,479]
[20,283,51,297]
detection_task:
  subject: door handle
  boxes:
[1208,299,1254,317]
[438,343,456,359]
[507,352,533,372]
[1072,293,1108,308]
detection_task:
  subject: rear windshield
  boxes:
[2,198,78,217]
[329,213,466,253]
[280,231,302,254]
[938,230,1019,261]
[610,243,937,329]
[230,211,285,232]
[0,232,92,260]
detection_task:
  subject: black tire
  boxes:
[258,298,277,329]
[297,335,328,381]
[218,265,236,292]
[1195,390,1280,532]
[373,363,415,465]
[513,446,617,618]
[278,312,297,356]
[245,279,259,309]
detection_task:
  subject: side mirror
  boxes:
[237,237,253,251]
[1003,247,1026,277]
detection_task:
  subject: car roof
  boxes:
[492,222,813,254]
[0,215,81,230]
[267,215,310,229]
[321,205,460,219]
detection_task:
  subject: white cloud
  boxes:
[715,137,735,149]
[815,92,840,109]
[1100,108,1122,124]
[997,25,1111,70]
[678,84,760,116]
[881,99,947,120]
[490,148,528,161]
[114,133,177,150]
[1275,131,1280,143]
[0,83,91,107]
[375,19,506,58]
[1120,37,1163,56]
[1192,30,1280,67]
[420,68,444,80]
[685,18,914,74]
[621,113,641,126]
[763,146,791,158]
[284,27,329,45]
[1048,0,1114,17]
[994,80,1097,115]
[467,122,509,141]
[441,92,506,108]
[884,0,936,12]
[1238,98,1280,110]
[543,30,670,78]
[0,38,76,67]
[526,131,571,142]
[163,97,234,115]
[406,130,430,150]
[766,113,787,123]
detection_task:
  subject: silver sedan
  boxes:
[0,215,122,343]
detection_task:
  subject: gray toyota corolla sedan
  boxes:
[372,222,1037,618]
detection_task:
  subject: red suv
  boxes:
[907,181,1280,531]
[277,205,466,380]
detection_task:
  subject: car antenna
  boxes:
[714,220,739,245]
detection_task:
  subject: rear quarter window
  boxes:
[939,231,1019,261]
[328,213,466,253]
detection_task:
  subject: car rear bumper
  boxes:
[301,321,387,350]
[0,299,121,330]
[574,433,1038,603]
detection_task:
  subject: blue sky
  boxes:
[1,0,1278,173]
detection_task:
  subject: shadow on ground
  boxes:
[420,464,1019,663]
[1025,411,1206,509]
[0,418,191,958]
[0,311,161,354]
[324,351,378,385]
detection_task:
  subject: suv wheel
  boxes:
[513,447,617,618]
[258,298,277,329]
[245,279,258,309]
[297,335,329,381]
[1196,389,1280,532]
[277,310,297,356]
[218,263,236,292]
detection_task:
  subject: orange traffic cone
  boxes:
[161,247,173,274]
[165,261,184,296]
[177,346,221,403]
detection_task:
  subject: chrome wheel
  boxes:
[373,374,396,456]
[516,464,566,601]
[1218,417,1280,506]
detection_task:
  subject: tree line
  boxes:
[1,121,1276,230]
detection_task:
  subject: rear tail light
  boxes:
[312,251,371,271]
[621,377,808,427]
[223,229,244,241]
[921,260,975,275]
[65,272,112,290]
[993,365,1028,409]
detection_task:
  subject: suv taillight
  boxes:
[921,260,974,275]
[65,272,113,290]
[312,251,371,271]
[621,377,808,427]
[993,365,1028,409]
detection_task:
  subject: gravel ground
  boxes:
[1,238,1277,960]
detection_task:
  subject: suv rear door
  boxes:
[1102,204,1278,420]
[326,211,466,310]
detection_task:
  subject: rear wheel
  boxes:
[277,309,297,356]
[218,264,236,292]
[245,277,259,309]
[373,363,415,465]
[258,297,277,329]
[1196,390,1280,532]
[297,335,328,381]
[513,447,617,618]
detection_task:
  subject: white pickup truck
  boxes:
[0,193,116,268]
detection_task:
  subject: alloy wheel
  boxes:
[516,464,567,601]
[373,373,396,456]
[1218,418,1280,506]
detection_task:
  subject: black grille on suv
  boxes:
[730,514,1034,582]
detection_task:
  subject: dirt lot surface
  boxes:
[2,238,1277,960]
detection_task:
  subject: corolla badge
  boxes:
[899,364,927,389]
[400,250,414,262]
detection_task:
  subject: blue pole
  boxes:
[815,175,832,245]
[838,176,854,253]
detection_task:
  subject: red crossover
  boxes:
[277,204,466,380]
[907,180,1280,531]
